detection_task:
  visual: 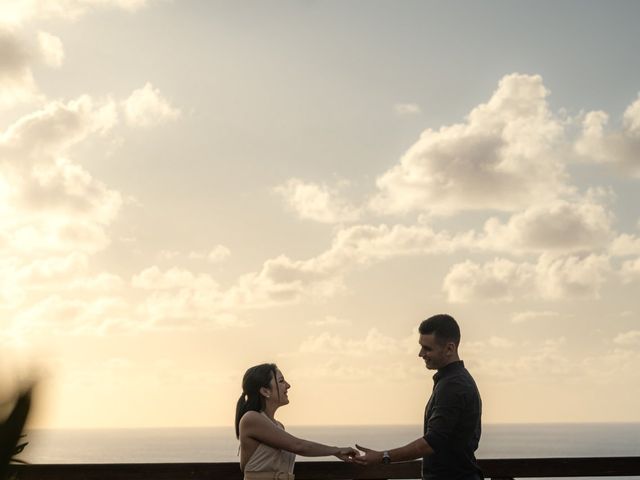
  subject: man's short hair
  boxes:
[419,314,461,346]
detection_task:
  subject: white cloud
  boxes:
[0,96,122,255]
[297,329,404,356]
[275,178,360,224]
[131,266,218,291]
[613,330,640,346]
[68,272,125,292]
[536,253,611,300]
[122,82,180,128]
[443,258,536,303]
[621,257,640,283]
[187,245,231,263]
[394,103,421,115]
[131,267,237,328]
[443,254,611,303]
[582,347,640,384]
[0,0,151,25]
[37,31,64,67]
[610,234,640,257]
[480,199,614,254]
[130,222,474,326]
[371,74,570,215]
[158,250,181,260]
[488,336,514,348]
[16,252,88,284]
[207,245,230,263]
[470,337,574,382]
[308,315,351,327]
[511,310,561,324]
[225,223,474,309]
[9,294,132,336]
[575,95,640,177]
[0,26,41,105]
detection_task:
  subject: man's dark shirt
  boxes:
[423,360,482,480]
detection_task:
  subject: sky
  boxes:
[1,0,639,429]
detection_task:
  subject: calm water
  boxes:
[19,423,640,478]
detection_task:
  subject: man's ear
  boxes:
[445,341,456,356]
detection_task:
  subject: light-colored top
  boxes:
[244,412,296,474]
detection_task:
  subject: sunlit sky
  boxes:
[1,0,639,429]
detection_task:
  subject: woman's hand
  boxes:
[352,444,383,465]
[334,446,357,462]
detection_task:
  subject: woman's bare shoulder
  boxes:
[239,410,265,426]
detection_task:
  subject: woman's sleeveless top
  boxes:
[244,412,296,474]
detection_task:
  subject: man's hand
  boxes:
[334,446,357,462]
[353,444,383,466]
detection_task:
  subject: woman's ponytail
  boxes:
[235,393,248,439]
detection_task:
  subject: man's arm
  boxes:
[353,437,434,466]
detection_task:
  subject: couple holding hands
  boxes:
[236,314,483,480]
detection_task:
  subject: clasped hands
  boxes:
[334,444,384,465]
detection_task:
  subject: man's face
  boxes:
[418,333,450,370]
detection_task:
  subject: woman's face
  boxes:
[269,369,291,406]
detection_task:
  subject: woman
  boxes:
[235,363,356,479]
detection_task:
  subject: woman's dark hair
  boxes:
[234,363,278,439]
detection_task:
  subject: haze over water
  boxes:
[22,423,640,464]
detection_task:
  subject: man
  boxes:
[354,314,482,480]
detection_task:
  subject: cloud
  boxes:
[0,27,66,106]
[479,198,614,254]
[371,74,570,215]
[575,94,640,177]
[613,330,640,347]
[469,337,575,382]
[308,315,352,327]
[613,330,640,346]
[297,329,402,356]
[621,257,640,282]
[488,336,514,348]
[443,258,536,303]
[16,252,88,284]
[394,103,421,115]
[0,0,151,25]
[536,254,611,300]
[582,347,640,384]
[132,266,218,291]
[207,245,231,263]
[37,31,64,67]
[187,245,231,263]
[275,178,360,224]
[610,234,640,257]
[511,310,561,324]
[130,223,470,326]
[131,267,236,328]
[0,95,122,255]
[326,223,474,262]
[0,26,41,105]
[226,223,475,308]
[122,82,180,128]
[8,294,132,337]
[443,254,611,303]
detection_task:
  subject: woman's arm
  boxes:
[240,412,354,459]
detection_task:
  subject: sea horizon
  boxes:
[26,420,640,431]
[19,422,640,465]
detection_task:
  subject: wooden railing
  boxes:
[7,457,640,479]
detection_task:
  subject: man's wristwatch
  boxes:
[382,451,391,464]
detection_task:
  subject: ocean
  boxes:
[19,423,640,478]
